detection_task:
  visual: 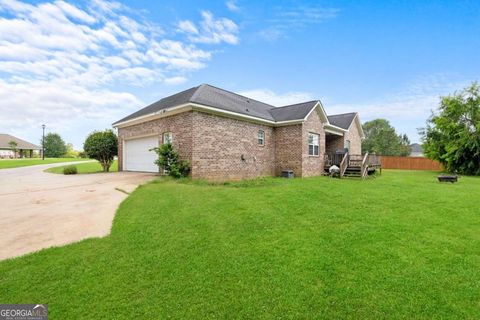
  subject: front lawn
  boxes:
[0,158,89,169]
[45,160,118,174]
[0,170,478,319]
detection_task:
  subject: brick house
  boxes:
[113,84,364,180]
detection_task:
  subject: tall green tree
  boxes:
[362,119,411,156]
[43,133,67,158]
[421,82,480,175]
[83,130,118,172]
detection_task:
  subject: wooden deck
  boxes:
[324,152,381,178]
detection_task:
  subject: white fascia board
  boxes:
[189,103,277,125]
[113,104,192,128]
[324,123,347,135]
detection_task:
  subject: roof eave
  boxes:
[324,123,348,135]
[113,102,308,128]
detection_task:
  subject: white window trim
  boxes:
[258,130,265,146]
[163,132,173,144]
[308,132,320,156]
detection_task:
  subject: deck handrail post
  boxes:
[361,152,369,178]
[339,151,349,178]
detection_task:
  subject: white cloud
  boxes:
[328,75,469,120]
[178,11,239,45]
[225,0,240,12]
[326,75,471,142]
[0,0,238,148]
[239,89,315,107]
[178,20,198,34]
[258,5,339,41]
[164,76,187,85]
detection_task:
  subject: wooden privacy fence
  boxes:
[380,156,443,171]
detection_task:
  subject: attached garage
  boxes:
[123,136,159,173]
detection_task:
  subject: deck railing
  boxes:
[325,152,382,178]
[339,152,349,177]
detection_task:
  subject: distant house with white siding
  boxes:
[0,134,41,159]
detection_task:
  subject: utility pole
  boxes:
[42,124,46,160]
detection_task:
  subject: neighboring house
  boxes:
[410,143,424,157]
[0,134,41,159]
[113,84,365,180]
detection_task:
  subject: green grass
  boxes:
[45,160,118,174]
[0,158,89,169]
[0,170,478,319]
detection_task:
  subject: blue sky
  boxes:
[1,0,479,149]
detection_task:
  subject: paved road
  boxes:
[0,162,156,260]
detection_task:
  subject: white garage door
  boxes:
[124,136,159,172]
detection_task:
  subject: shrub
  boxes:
[63,165,78,175]
[83,130,118,172]
[151,143,190,178]
[64,143,79,158]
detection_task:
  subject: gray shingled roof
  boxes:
[410,143,423,153]
[114,86,199,124]
[113,84,332,125]
[327,112,357,130]
[0,134,41,150]
[269,101,318,122]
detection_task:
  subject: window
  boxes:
[258,130,265,146]
[308,133,319,156]
[163,132,172,144]
[344,140,350,151]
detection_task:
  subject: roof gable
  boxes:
[269,101,318,122]
[327,112,357,130]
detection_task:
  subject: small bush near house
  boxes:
[63,165,77,175]
[152,143,190,178]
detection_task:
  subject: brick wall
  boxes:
[117,109,343,180]
[302,109,325,177]
[344,118,362,155]
[191,111,275,181]
[117,112,194,171]
[325,134,344,154]
[274,124,303,177]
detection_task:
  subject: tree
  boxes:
[421,82,480,175]
[151,143,190,178]
[64,143,79,158]
[8,141,18,158]
[43,133,67,158]
[83,130,118,172]
[362,119,411,156]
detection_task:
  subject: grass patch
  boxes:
[0,158,89,169]
[45,160,118,174]
[0,170,478,319]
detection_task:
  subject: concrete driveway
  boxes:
[0,162,156,260]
